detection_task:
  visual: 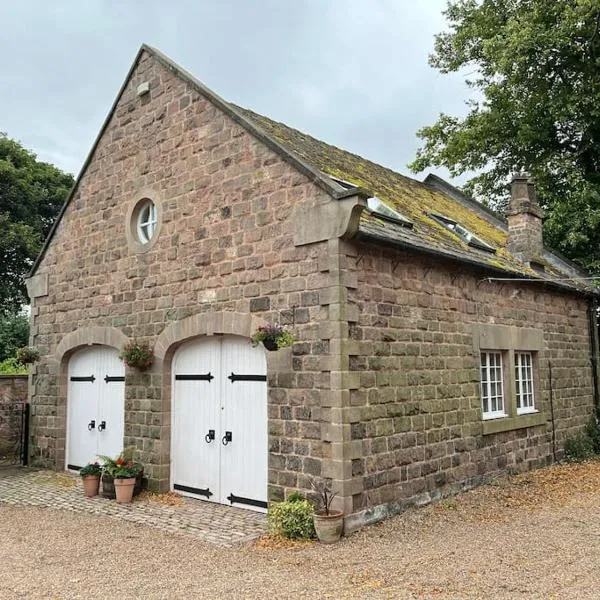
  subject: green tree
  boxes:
[410,0,600,273]
[0,311,29,363]
[0,133,74,312]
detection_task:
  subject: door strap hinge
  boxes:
[227,373,267,383]
[70,375,95,382]
[173,483,213,498]
[175,373,214,382]
[227,493,267,509]
[104,375,125,383]
[67,464,82,471]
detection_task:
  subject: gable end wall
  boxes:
[29,50,339,497]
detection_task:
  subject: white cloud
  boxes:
[0,0,471,184]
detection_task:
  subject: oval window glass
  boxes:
[136,200,157,244]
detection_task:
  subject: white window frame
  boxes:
[480,351,506,420]
[137,200,157,244]
[515,351,536,414]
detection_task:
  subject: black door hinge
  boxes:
[227,372,267,383]
[175,373,215,382]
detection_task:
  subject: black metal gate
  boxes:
[0,401,29,466]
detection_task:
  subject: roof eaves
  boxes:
[424,173,595,281]
[543,248,592,279]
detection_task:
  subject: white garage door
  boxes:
[66,346,125,470]
[172,336,268,512]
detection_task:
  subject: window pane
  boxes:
[481,351,504,417]
[137,200,157,244]
[515,352,535,412]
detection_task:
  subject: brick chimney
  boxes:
[506,173,544,262]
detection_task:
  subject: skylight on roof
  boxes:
[329,176,355,190]
[367,197,413,228]
[429,213,496,253]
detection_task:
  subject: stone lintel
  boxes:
[471,323,544,352]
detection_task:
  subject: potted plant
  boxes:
[119,340,154,371]
[251,324,295,351]
[99,447,144,499]
[79,462,102,497]
[15,346,40,365]
[113,459,139,504]
[311,478,344,543]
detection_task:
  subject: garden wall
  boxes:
[0,375,28,462]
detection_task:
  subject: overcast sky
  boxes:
[0,1,469,183]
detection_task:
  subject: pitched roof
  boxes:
[234,106,592,292]
[30,45,593,295]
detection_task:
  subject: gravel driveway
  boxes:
[1,461,600,599]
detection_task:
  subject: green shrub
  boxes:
[563,433,595,462]
[0,357,26,374]
[268,499,316,540]
[286,491,305,503]
[585,417,600,455]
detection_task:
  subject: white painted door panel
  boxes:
[67,348,99,469]
[220,338,268,511]
[171,335,268,512]
[172,337,221,502]
[97,348,125,458]
[67,346,125,470]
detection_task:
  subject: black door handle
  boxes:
[87,420,95,431]
[98,420,106,432]
[222,431,232,445]
[205,429,215,443]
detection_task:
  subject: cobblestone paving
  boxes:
[0,467,266,547]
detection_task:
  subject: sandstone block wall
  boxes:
[29,50,335,492]
[344,243,594,515]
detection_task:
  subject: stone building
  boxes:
[26,45,599,530]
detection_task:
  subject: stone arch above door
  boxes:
[154,312,254,360]
[55,326,129,362]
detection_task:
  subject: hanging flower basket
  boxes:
[119,340,154,371]
[15,346,40,365]
[251,325,295,351]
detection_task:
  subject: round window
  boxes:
[136,199,157,244]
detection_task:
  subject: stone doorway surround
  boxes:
[155,311,291,495]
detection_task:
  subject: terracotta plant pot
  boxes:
[313,510,344,544]
[82,475,100,498]
[102,471,144,499]
[114,477,136,504]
